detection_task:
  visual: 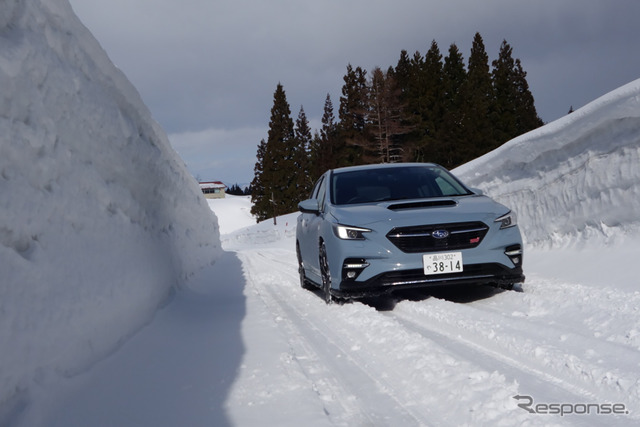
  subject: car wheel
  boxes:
[296,242,313,290]
[319,241,333,304]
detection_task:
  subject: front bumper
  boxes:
[334,263,525,299]
[323,213,525,299]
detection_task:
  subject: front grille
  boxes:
[378,265,493,286]
[386,221,489,253]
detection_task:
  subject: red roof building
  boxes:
[199,181,226,199]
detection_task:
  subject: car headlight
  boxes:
[334,224,371,240]
[495,211,517,229]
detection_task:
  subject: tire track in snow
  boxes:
[388,297,639,426]
[240,249,531,426]
[239,249,434,426]
[466,278,640,357]
[389,310,587,398]
[238,247,639,425]
[457,287,640,391]
[395,283,640,401]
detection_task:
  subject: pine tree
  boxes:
[492,40,519,144]
[250,139,269,221]
[402,51,427,147]
[492,40,543,143]
[439,43,467,168]
[418,40,445,163]
[459,32,496,161]
[338,64,369,164]
[294,106,313,200]
[512,57,544,132]
[250,83,298,222]
[309,93,339,180]
[394,50,412,95]
[393,50,420,159]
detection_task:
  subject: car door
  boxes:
[298,174,328,283]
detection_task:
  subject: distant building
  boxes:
[199,181,226,199]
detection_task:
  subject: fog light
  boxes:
[505,245,523,266]
[342,258,369,281]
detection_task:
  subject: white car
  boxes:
[296,163,525,303]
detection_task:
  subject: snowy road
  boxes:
[226,238,638,426]
[30,201,640,427]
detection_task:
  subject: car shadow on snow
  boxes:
[358,284,512,311]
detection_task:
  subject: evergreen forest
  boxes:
[250,33,543,222]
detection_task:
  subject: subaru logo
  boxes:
[432,230,449,239]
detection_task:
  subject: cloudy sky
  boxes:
[68,0,640,185]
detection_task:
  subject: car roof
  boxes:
[330,162,442,175]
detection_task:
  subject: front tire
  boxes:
[319,241,333,304]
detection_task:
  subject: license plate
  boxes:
[423,252,463,275]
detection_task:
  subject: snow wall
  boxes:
[0,0,221,421]
[455,79,640,247]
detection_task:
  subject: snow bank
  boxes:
[221,212,297,251]
[0,0,221,421]
[455,79,640,247]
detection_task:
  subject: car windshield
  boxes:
[330,165,472,205]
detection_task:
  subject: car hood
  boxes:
[329,195,510,228]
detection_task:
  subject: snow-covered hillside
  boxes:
[0,0,221,422]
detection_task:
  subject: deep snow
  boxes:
[2,0,640,426]
[455,80,640,248]
[1,0,220,423]
[29,188,640,426]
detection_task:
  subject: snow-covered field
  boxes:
[3,1,640,426]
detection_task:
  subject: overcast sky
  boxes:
[68,0,640,185]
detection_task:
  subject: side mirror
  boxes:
[470,187,484,196]
[298,199,320,214]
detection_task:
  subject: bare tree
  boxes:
[367,67,412,163]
